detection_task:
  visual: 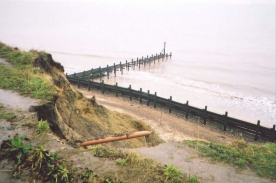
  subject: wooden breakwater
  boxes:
[66,52,172,80]
[66,76,276,142]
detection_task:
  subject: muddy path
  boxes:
[130,141,271,183]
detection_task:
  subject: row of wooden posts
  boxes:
[66,52,172,80]
[66,76,276,142]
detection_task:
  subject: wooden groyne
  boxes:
[66,52,172,80]
[66,76,276,143]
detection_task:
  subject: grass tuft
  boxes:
[36,120,50,134]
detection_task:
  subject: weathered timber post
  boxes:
[154,92,157,108]
[114,63,116,77]
[91,69,94,81]
[139,59,141,69]
[144,57,146,67]
[129,85,132,101]
[203,106,208,125]
[170,52,172,58]
[169,96,172,113]
[164,42,166,56]
[88,80,91,91]
[99,67,102,81]
[272,125,276,142]
[147,90,150,106]
[223,112,228,131]
[154,54,156,64]
[126,60,127,70]
[120,61,122,72]
[107,65,109,79]
[254,120,260,141]
[185,101,189,119]
[115,82,118,97]
[101,80,104,94]
[139,88,142,104]
[77,77,80,88]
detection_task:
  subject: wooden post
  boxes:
[154,54,156,64]
[129,85,132,101]
[101,80,104,94]
[254,120,260,141]
[272,125,276,142]
[107,65,109,79]
[115,82,118,97]
[139,88,142,104]
[120,61,122,72]
[99,66,102,81]
[137,57,138,66]
[77,77,80,88]
[164,42,166,56]
[88,80,91,91]
[91,70,94,81]
[170,52,172,58]
[185,101,189,119]
[114,63,116,77]
[223,112,228,131]
[90,68,94,79]
[147,90,150,106]
[169,96,172,113]
[154,92,157,108]
[126,60,127,70]
[203,106,207,125]
[144,56,146,67]
[139,59,141,69]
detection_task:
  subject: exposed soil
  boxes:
[75,86,274,183]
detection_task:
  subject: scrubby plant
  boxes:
[164,164,184,183]
[188,175,201,183]
[36,120,50,134]
[0,134,32,164]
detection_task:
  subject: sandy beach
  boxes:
[75,85,243,144]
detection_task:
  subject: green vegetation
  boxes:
[36,120,50,134]
[164,164,183,183]
[187,175,201,183]
[0,135,97,182]
[0,42,55,100]
[88,145,192,183]
[0,102,16,121]
[185,140,276,180]
[0,134,32,167]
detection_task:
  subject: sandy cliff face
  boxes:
[28,52,162,147]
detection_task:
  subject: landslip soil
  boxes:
[0,86,273,183]
[75,86,274,183]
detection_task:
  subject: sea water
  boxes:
[0,1,275,127]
